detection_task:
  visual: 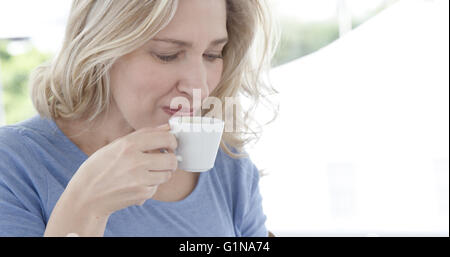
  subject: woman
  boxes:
[0,0,278,237]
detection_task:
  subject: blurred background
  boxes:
[0,0,448,236]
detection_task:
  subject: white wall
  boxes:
[250,0,449,236]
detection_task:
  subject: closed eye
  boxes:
[155,54,179,62]
[203,53,223,62]
[153,53,223,63]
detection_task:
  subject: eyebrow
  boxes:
[151,37,229,47]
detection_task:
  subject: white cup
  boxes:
[168,116,225,172]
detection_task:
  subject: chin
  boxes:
[135,114,169,129]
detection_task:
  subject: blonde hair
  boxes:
[30,0,279,159]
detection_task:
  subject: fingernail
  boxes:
[176,155,183,162]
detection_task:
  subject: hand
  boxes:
[64,124,178,218]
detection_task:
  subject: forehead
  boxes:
[155,0,228,42]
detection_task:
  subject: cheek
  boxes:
[111,60,171,103]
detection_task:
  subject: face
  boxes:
[109,0,228,130]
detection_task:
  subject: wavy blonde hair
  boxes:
[30,0,279,159]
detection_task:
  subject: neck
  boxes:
[55,108,135,156]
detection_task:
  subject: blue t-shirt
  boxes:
[0,115,268,237]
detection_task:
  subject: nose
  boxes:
[176,58,210,101]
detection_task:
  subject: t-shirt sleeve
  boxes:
[0,183,46,237]
[0,138,46,237]
[236,159,268,237]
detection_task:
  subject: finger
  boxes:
[136,152,178,171]
[125,124,170,139]
[127,124,171,138]
[138,171,173,186]
[155,149,183,162]
[155,124,171,130]
[144,148,175,155]
[127,130,178,153]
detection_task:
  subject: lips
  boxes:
[162,106,194,116]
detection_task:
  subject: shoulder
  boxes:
[0,116,48,156]
[0,124,31,157]
[0,117,57,204]
[0,119,49,234]
[0,116,57,180]
[212,146,261,189]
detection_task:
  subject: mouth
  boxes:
[162,106,194,116]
